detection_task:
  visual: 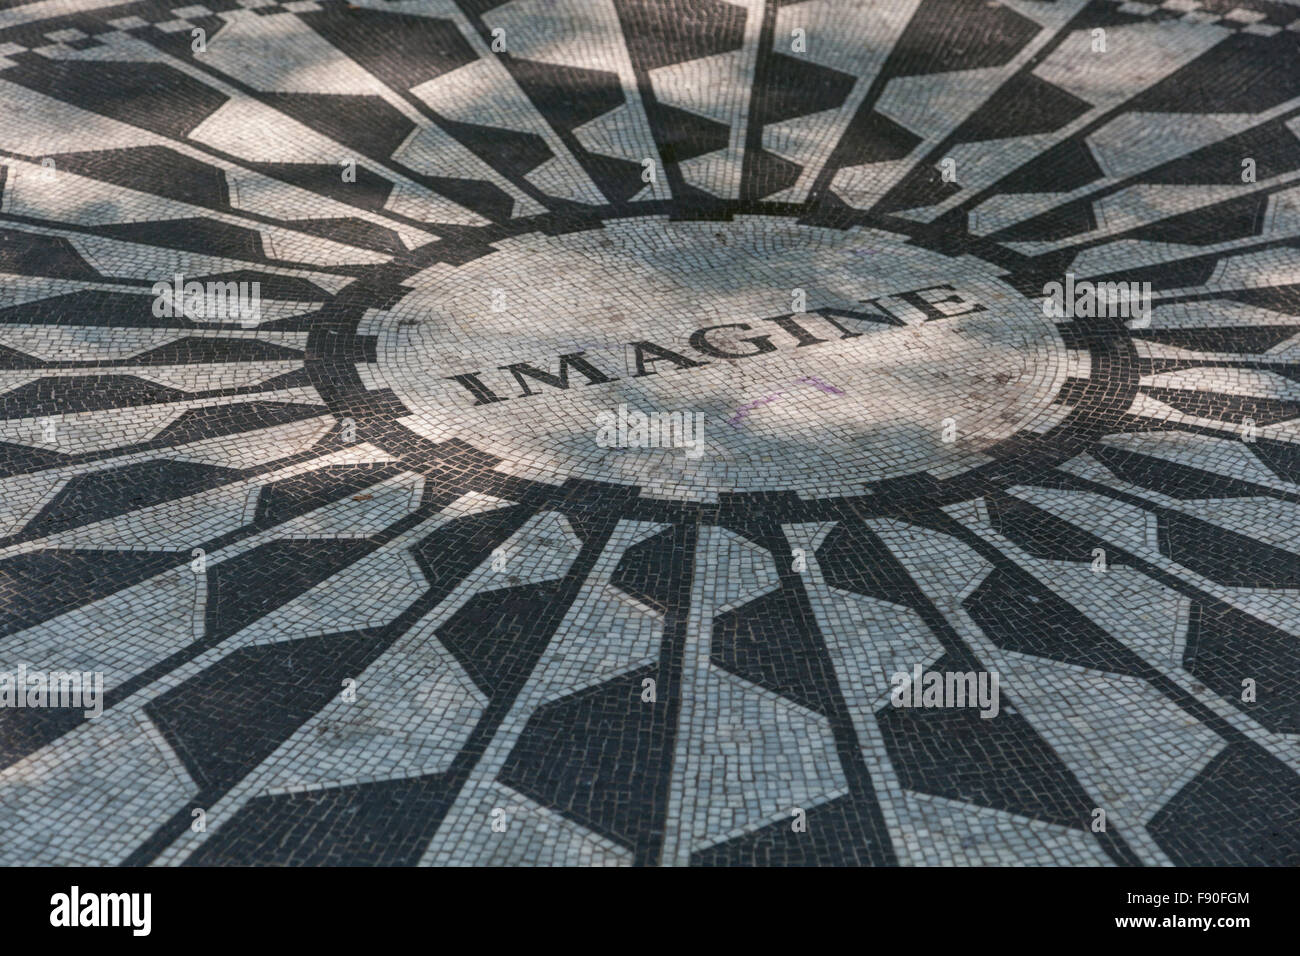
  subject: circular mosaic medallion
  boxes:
[365,217,1083,499]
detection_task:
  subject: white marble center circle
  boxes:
[366,217,1071,500]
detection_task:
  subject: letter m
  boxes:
[206,281,240,320]
[1094,282,1125,317]
[946,671,978,709]
[101,894,130,927]
[49,671,79,703]
[499,352,617,398]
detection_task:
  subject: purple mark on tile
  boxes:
[797,375,845,396]
[728,391,785,427]
[729,377,846,427]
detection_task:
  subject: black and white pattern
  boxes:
[0,0,1298,867]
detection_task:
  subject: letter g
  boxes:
[689,323,778,359]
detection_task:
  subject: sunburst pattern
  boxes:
[0,0,1298,866]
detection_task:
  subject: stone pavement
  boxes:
[0,0,1298,866]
